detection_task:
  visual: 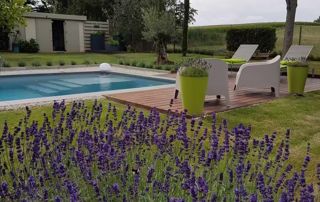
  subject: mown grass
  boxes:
[1,91,320,186]
[0,52,209,68]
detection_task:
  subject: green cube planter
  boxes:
[180,76,208,116]
[287,66,308,95]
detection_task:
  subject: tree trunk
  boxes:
[282,0,298,57]
[182,0,189,57]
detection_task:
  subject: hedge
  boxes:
[226,27,277,53]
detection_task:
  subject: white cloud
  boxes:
[191,0,320,26]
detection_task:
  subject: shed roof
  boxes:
[24,12,87,21]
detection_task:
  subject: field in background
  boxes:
[186,22,320,57]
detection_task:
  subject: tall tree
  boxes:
[0,0,30,32]
[181,0,189,56]
[314,16,320,23]
[282,0,298,56]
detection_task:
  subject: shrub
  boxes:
[138,62,146,68]
[18,39,39,53]
[226,27,277,52]
[46,61,53,66]
[124,61,130,66]
[31,61,41,67]
[18,61,26,67]
[0,101,318,201]
[146,64,153,69]
[119,60,124,65]
[59,60,65,66]
[131,61,137,66]
[71,61,77,65]
[83,60,91,65]
[2,61,11,67]
[154,65,162,70]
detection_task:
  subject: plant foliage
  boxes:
[0,101,319,201]
[226,27,277,53]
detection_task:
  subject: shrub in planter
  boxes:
[286,60,309,95]
[18,61,26,67]
[179,59,211,115]
[18,39,39,53]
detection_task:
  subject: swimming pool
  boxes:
[0,72,175,102]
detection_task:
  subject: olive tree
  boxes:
[142,6,177,65]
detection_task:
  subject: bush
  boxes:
[83,60,91,65]
[18,39,39,53]
[46,61,53,66]
[138,62,146,68]
[71,61,77,65]
[226,27,277,52]
[0,101,318,201]
[2,61,11,67]
[59,61,65,66]
[124,61,130,66]
[31,61,41,67]
[131,61,137,66]
[146,64,153,69]
[18,61,26,67]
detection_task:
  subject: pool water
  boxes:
[0,72,174,101]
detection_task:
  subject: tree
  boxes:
[314,16,320,23]
[142,4,177,64]
[181,0,189,56]
[282,0,298,56]
[0,0,30,32]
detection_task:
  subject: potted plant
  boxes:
[179,59,211,115]
[90,31,105,51]
[286,59,309,95]
[105,38,120,52]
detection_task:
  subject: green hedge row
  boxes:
[226,27,277,53]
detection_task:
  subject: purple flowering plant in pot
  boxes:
[0,100,319,201]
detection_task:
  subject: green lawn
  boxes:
[0,52,208,68]
[1,91,320,185]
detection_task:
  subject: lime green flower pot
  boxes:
[287,66,308,95]
[180,76,208,116]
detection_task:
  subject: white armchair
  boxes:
[234,55,281,97]
[175,59,230,104]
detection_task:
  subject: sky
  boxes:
[191,0,320,26]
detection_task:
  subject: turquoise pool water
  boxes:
[0,72,174,101]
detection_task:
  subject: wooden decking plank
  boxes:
[104,75,320,115]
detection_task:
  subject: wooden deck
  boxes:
[105,74,320,115]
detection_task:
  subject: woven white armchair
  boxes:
[175,59,230,104]
[234,55,281,97]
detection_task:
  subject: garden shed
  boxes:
[12,12,110,53]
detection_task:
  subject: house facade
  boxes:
[5,12,109,53]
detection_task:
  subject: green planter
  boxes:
[287,66,308,95]
[180,75,208,116]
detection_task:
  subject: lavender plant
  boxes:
[179,58,211,77]
[0,100,319,201]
